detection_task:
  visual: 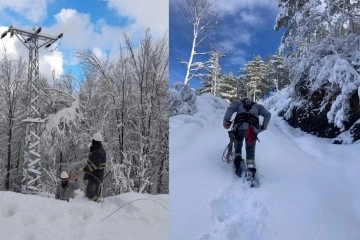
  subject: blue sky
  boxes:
[170,0,284,88]
[0,0,168,80]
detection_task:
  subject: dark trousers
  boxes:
[85,180,100,201]
[234,128,257,168]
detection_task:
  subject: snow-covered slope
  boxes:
[170,93,360,240]
[0,191,168,240]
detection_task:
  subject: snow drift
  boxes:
[0,191,168,240]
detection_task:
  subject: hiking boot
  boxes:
[234,157,244,177]
[246,167,256,186]
[236,165,243,177]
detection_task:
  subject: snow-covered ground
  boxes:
[0,191,168,240]
[170,93,360,240]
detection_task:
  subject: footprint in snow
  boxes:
[2,201,17,217]
[82,208,94,220]
[200,184,268,240]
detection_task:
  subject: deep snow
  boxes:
[170,93,360,240]
[0,191,168,240]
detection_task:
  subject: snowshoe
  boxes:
[245,168,256,188]
[222,131,236,163]
[222,142,235,163]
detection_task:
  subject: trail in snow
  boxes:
[170,94,360,240]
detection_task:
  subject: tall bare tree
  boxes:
[177,0,219,85]
[0,57,27,191]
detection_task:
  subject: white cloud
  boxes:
[217,40,247,68]
[107,0,169,37]
[0,0,48,23]
[43,9,124,66]
[214,0,278,15]
[239,11,265,28]
[92,47,105,60]
[209,0,279,69]
[40,50,64,79]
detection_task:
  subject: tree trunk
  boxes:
[59,151,63,173]
[184,26,198,85]
[5,116,13,190]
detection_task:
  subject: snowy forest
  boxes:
[170,0,360,144]
[0,31,169,195]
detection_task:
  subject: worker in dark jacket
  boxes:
[83,132,107,202]
[223,97,271,186]
[55,171,80,202]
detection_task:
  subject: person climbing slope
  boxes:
[223,97,271,187]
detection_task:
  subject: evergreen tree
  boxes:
[207,50,224,96]
[218,72,237,102]
[236,71,248,99]
[238,56,268,101]
[197,76,212,95]
[197,49,224,96]
[266,52,290,92]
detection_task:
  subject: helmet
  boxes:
[242,97,253,110]
[60,171,69,179]
[92,132,103,142]
[242,97,251,104]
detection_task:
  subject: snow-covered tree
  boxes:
[0,30,169,194]
[170,82,197,116]
[237,73,248,99]
[0,57,27,191]
[76,31,169,194]
[177,0,219,85]
[238,56,269,101]
[197,49,224,96]
[218,72,237,102]
[207,49,224,96]
[275,0,360,143]
[197,75,212,95]
[266,52,290,92]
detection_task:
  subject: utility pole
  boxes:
[1,26,63,194]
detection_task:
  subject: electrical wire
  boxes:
[42,0,66,27]
[101,198,168,221]
[43,0,99,55]
[1,38,7,54]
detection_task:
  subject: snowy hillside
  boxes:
[170,93,360,240]
[0,191,168,240]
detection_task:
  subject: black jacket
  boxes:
[84,141,107,183]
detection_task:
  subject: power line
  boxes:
[42,0,66,27]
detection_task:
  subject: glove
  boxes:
[260,125,266,131]
[223,121,232,129]
[70,172,78,181]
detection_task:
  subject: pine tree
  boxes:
[238,56,268,101]
[218,72,237,102]
[197,49,224,96]
[266,52,290,92]
[206,50,224,96]
[197,76,212,95]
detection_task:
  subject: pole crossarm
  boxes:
[1,25,63,194]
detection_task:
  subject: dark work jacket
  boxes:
[84,141,107,183]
